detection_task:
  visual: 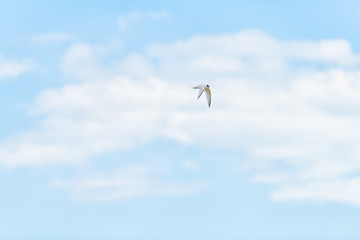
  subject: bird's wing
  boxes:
[197,86,205,99]
[205,87,211,107]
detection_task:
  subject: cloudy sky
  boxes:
[2,0,360,239]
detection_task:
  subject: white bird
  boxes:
[193,84,211,107]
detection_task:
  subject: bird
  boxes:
[193,84,211,107]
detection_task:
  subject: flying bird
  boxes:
[193,84,211,107]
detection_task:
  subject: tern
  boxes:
[193,84,211,107]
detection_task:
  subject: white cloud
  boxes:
[183,159,201,171]
[2,30,360,205]
[31,32,74,43]
[271,178,360,206]
[0,55,35,81]
[118,11,170,31]
[51,165,208,201]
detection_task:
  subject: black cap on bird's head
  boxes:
[206,85,210,88]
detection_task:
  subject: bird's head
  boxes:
[206,85,210,88]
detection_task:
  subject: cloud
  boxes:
[118,11,170,31]
[2,30,360,205]
[0,55,35,81]
[31,32,74,43]
[183,159,201,171]
[51,165,208,201]
[271,178,360,206]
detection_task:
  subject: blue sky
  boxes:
[2,1,360,240]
